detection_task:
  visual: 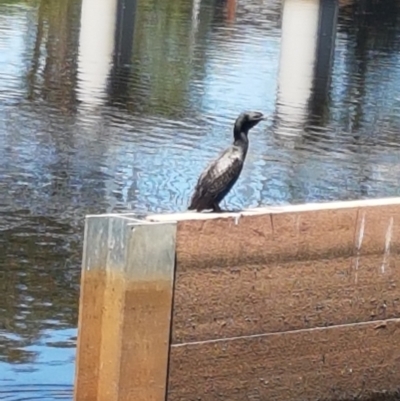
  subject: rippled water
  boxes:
[2,0,400,399]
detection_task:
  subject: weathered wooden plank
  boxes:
[74,215,177,401]
[166,202,400,343]
[168,319,400,401]
[171,254,400,343]
[171,205,399,269]
[146,199,400,266]
[146,197,400,222]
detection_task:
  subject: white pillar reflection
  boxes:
[77,0,118,107]
[188,0,201,62]
[274,0,321,142]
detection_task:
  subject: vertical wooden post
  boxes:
[74,214,177,401]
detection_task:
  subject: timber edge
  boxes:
[145,196,400,222]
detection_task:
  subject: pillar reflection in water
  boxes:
[77,0,118,107]
[114,0,137,68]
[108,0,137,104]
[308,0,338,124]
[273,0,338,144]
[186,0,201,66]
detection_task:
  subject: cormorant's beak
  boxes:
[253,112,265,121]
[248,112,267,123]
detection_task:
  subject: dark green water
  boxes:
[1,0,400,399]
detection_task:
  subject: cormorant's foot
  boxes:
[188,205,238,213]
[212,203,222,213]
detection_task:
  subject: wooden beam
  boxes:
[168,319,400,401]
[74,215,176,401]
[146,197,400,401]
[146,197,400,222]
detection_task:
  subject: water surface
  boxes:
[1,0,400,399]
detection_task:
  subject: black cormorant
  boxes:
[188,111,265,212]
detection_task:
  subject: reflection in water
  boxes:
[26,0,81,112]
[2,0,400,399]
[107,0,137,105]
[77,0,117,107]
[274,0,322,141]
[307,0,339,126]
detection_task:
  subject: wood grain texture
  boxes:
[168,320,400,401]
[117,280,175,401]
[175,205,399,269]
[148,200,400,401]
[74,269,106,401]
[171,205,400,343]
[172,254,400,343]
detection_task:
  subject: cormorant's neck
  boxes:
[233,128,249,146]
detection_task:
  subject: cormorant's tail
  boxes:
[187,198,198,211]
[188,190,202,211]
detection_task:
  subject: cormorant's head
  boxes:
[234,111,265,135]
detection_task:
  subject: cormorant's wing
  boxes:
[194,146,244,199]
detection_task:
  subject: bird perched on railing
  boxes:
[188,111,266,212]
